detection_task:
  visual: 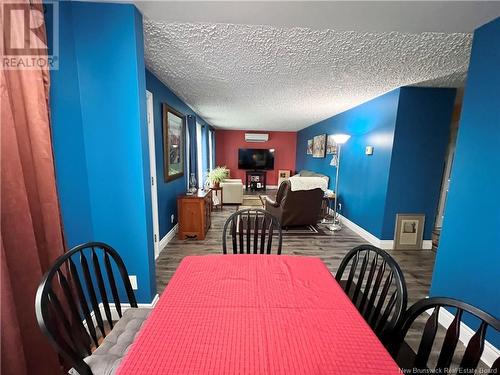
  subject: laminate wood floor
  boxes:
[156,200,435,303]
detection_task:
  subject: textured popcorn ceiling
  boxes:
[144,21,472,130]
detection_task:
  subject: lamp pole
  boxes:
[328,133,350,231]
[330,144,342,231]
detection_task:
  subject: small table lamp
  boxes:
[329,134,350,231]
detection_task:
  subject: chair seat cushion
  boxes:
[70,307,151,375]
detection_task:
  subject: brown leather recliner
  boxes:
[265,180,324,227]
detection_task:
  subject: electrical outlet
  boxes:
[129,275,138,290]
[171,214,175,223]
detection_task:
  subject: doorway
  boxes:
[146,90,160,259]
[432,90,463,251]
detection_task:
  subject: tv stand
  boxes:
[245,170,267,192]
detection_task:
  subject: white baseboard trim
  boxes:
[157,224,178,258]
[426,305,499,367]
[267,185,278,189]
[379,240,395,249]
[337,213,387,248]
[338,214,432,250]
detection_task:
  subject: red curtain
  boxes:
[1,2,65,374]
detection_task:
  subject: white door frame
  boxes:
[186,121,190,190]
[196,122,203,189]
[146,90,160,259]
[208,129,213,171]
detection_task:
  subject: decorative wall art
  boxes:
[163,104,185,181]
[312,134,326,158]
[307,139,313,155]
[326,134,338,155]
[394,214,425,250]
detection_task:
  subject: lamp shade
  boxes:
[331,134,351,144]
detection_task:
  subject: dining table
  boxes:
[117,255,402,374]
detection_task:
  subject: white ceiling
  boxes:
[136,2,500,130]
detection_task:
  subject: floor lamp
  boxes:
[328,134,351,231]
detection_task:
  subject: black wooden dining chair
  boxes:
[222,208,283,254]
[335,245,407,344]
[389,297,500,373]
[35,242,143,375]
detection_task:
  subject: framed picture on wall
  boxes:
[312,134,326,158]
[326,135,338,154]
[394,214,425,250]
[162,104,185,182]
[307,139,313,155]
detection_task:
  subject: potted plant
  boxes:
[208,166,229,188]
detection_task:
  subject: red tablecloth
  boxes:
[117,255,401,374]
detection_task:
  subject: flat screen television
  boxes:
[238,148,275,170]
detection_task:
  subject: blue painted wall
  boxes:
[49,2,155,303]
[384,88,456,239]
[296,87,454,240]
[49,2,93,246]
[145,70,213,238]
[430,17,500,347]
[297,90,400,238]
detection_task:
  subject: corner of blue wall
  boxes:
[48,1,94,247]
[382,86,456,240]
[49,1,156,303]
[133,5,157,302]
[295,89,401,238]
[430,17,500,348]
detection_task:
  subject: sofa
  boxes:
[220,179,244,204]
[264,175,327,227]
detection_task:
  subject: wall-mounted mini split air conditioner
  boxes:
[244,133,269,142]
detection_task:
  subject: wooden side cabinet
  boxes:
[177,189,212,240]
